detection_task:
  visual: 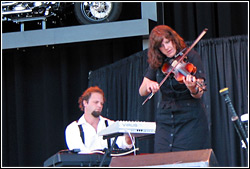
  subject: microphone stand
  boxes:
[219,87,248,148]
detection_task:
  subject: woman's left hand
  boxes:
[183,75,197,92]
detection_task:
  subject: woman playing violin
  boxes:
[139,25,211,153]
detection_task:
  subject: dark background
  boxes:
[2,2,248,167]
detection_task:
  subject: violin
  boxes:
[162,55,196,83]
[161,55,206,91]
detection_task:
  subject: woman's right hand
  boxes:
[139,77,159,96]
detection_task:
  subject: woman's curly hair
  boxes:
[147,25,187,69]
[78,86,105,111]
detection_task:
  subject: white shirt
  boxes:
[65,114,133,153]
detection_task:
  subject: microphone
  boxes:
[219,87,248,148]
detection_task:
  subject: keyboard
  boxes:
[43,152,111,167]
[98,121,156,138]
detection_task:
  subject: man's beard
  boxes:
[91,111,101,118]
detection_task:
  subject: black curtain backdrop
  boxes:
[2,2,248,167]
[162,2,248,41]
[2,37,143,167]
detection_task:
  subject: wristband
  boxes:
[191,86,199,95]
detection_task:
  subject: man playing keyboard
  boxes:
[65,86,134,153]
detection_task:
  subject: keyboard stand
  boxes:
[99,133,123,167]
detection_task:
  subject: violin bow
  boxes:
[142,28,208,105]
